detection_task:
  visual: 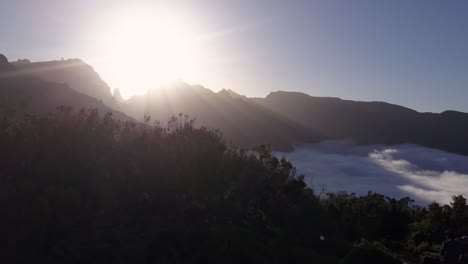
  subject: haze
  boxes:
[2,0,468,112]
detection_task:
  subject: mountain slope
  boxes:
[4,54,468,154]
[122,82,319,150]
[11,58,124,111]
[4,56,315,150]
[12,59,111,100]
[253,91,468,155]
[0,55,135,122]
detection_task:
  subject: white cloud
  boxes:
[278,140,468,205]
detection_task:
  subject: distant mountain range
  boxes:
[122,82,315,150]
[2,54,468,154]
[253,92,468,154]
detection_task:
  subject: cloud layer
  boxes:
[279,140,468,205]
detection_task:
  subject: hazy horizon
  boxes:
[3,0,468,113]
[3,54,467,115]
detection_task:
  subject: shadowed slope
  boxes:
[253,91,468,155]
[123,82,319,150]
[12,59,112,100]
[5,55,468,154]
[0,54,135,122]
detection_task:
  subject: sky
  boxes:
[1,0,468,113]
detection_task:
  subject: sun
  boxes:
[92,10,205,98]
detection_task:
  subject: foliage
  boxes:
[0,108,335,263]
[340,240,402,264]
[2,108,468,263]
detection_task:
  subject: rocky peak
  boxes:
[0,54,13,72]
[113,88,125,102]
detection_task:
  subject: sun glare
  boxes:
[93,10,205,98]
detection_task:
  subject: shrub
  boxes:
[340,240,402,264]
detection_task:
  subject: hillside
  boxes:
[4,55,468,155]
[4,54,468,263]
[2,108,468,263]
[253,91,468,155]
[11,57,123,111]
[6,57,318,150]
[0,55,135,122]
[121,81,319,150]
[11,58,112,100]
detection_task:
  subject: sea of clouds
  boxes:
[278,140,468,205]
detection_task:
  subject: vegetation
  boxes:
[1,108,468,263]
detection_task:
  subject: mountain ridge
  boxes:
[2,54,468,154]
[11,58,112,100]
[0,54,135,122]
[255,90,468,154]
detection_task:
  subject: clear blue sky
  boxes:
[2,0,468,113]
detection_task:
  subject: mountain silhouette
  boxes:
[11,58,123,111]
[12,58,111,100]
[113,88,125,102]
[3,55,468,154]
[0,54,13,72]
[0,54,134,122]
[253,91,468,155]
[121,81,317,150]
